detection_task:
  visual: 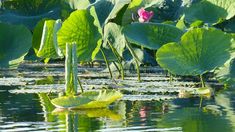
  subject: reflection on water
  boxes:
[0,87,235,132]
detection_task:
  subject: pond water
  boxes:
[0,63,235,132]
[0,87,235,132]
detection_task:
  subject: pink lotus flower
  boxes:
[138,8,154,23]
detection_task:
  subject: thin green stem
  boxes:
[107,40,124,80]
[200,74,205,88]
[100,48,113,79]
[77,77,84,93]
[135,59,141,82]
[125,40,141,82]
[65,43,72,95]
[72,43,78,94]
[199,96,203,108]
[113,61,122,78]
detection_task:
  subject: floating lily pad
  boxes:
[156,28,235,76]
[51,90,123,109]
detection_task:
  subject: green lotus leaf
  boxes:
[156,28,235,76]
[89,0,130,27]
[123,23,184,50]
[32,19,49,55]
[0,0,62,29]
[95,21,128,61]
[184,0,235,24]
[36,19,63,59]
[88,0,116,27]
[104,22,126,56]
[57,10,102,61]
[0,23,32,68]
[51,90,123,109]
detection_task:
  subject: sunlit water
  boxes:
[0,87,235,132]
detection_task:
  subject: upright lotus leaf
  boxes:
[95,22,126,61]
[123,23,184,50]
[88,0,130,27]
[156,28,235,76]
[0,23,32,68]
[51,90,123,109]
[104,22,126,56]
[32,19,49,54]
[57,10,102,61]
[215,58,235,86]
[0,0,62,29]
[184,0,235,24]
[37,19,63,59]
[88,0,116,27]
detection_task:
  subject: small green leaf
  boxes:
[57,10,102,61]
[123,23,184,50]
[51,90,123,109]
[156,28,235,76]
[0,23,32,68]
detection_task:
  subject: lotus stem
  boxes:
[107,40,124,80]
[113,62,122,78]
[125,40,141,82]
[65,43,72,95]
[200,74,205,88]
[100,48,113,79]
[65,43,83,95]
[72,43,78,94]
[199,96,203,108]
[135,59,141,82]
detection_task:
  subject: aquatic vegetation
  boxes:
[0,23,32,68]
[156,28,235,86]
[0,0,235,111]
[51,90,123,109]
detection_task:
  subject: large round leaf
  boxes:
[184,0,235,24]
[123,23,184,50]
[156,28,235,76]
[57,10,102,61]
[0,23,32,68]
